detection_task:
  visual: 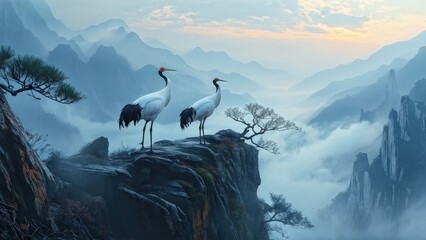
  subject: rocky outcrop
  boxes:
[0,94,56,236]
[360,69,401,123]
[346,153,372,228]
[327,96,426,228]
[47,130,266,240]
[384,69,400,112]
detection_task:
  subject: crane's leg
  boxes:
[198,121,202,145]
[140,120,149,149]
[201,118,206,144]
[149,120,154,153]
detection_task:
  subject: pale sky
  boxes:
[45,0,426,76]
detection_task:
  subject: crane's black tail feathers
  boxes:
[180,107,196,129]
[119,104,143,129]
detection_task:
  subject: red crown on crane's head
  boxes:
[159,67,176,72]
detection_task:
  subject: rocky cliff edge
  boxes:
[47,130,267,240]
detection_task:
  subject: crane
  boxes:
[180,78,227,144]
[119,67,175,153]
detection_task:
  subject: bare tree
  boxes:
[259,193,314,239]
[225,103,301,153]
[26,129,52,159]
[0,46,82,104]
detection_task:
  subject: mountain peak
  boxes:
[80,18,131,42]
[118,31,149,48]
[92,45,118,57]
[105,18,128,27]
[124,31,141,40]
[210,49,229,58]
[71,34,87,43]
[88,45,132,73]
[86,18,129,31]
[190,46,204,53]
[112,26,128,35]
[246,60,262,68]
[353,153,369,172]
[46,44,85,74]
[49,44,77,56]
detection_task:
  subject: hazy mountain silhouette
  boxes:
[85,26,129,57]
[144,38,183,55]
[8,0,83,56]
[0,0,46,56]
[309,46,426,129]
[114,31,189,70]
[205,70,262,93]
[79,19,130,42]
[184,47,295,87]
[396,46,426,93]
[301,58,408,107]
[48,44,146,122]
[28,0,74,38]
[291,30,426,93]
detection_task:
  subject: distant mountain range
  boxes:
[144,38,183,55]
[183,47,295,87]
[3,0,426,155]
[309,46,426,129]
[291,30,426,93]
[0,0,259,152]
[0,0,46,56]
[300,58,407,108]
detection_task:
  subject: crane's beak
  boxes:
[218,79,227,82]
[164,68,176,71]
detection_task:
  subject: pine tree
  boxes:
[0,46,82,104]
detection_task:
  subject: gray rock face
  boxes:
[384,69,400,113]
[48,129,265,240]
[79,136,109,159]
[346,153,372,228]
[327,96,426,228]
[0,94,55,230]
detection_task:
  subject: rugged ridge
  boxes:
[47,130,267,240]
[326,95,426,228]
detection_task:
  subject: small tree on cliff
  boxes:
[225,103,301,154]
[0,46,82,103]
[259,193,314,239]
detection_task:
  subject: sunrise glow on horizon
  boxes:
[46,0,426,75]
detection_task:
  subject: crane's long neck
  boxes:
[212,83,222,108]
[158,71,171,106]
[159,71,168,86]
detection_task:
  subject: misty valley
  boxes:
[1,0,426,239]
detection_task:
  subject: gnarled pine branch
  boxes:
[225,103,301,154]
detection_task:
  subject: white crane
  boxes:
[180,78,227,144]
[119,67,175,153]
